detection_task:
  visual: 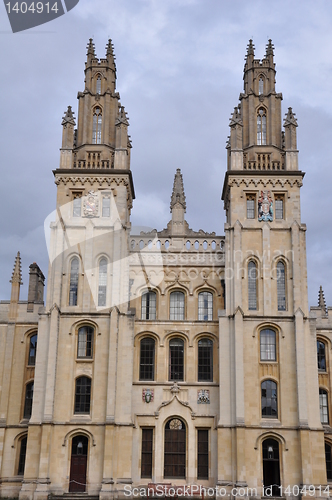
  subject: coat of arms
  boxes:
[83,190,99,217]
[258,190,273,222]
[197,389,210,404]
[142,388,154,403]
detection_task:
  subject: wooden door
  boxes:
[69,435,88,492]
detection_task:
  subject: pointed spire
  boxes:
[318,286,328,314]
[283,107,298,127]
[170,169,186,211]
[87,38,96,58]
[61,105,76,126]
[265,39,274,57]
[246,39,255,57]
[106,39,115,59]
[10,252,22,285]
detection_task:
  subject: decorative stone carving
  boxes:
[258,190,273,222]
[142,388,154,403]
[197,389,210,404]
[83,190,99,217]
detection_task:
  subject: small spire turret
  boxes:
[246,39,255,57]
[318,286,328,315]
[10,251,22,285]
[170,169,186,211]
[87,38,96,58]
[61,105,76,127]
[266,39,274,57]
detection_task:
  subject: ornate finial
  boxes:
[170,169,186,211]
[87,38,96,57]
[266,39,274,57]
[61,105,76,126]
[115,105,129,126]
[283,107,298,127]
[318,286,328,315]
[246,39,255,57]
[106,39,115,59]
[10,252,22,285]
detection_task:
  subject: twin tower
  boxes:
[0,38,330,500]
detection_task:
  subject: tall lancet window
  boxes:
[69,257,79,306]
[259,78,264,95]
[98,258,107,307]
[96,76,101,94]
[248,260,257,310]
[277,261,286,311]
[257,108,266,145]
[92,107,102,144]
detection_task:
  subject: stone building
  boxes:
[0,38,331,499]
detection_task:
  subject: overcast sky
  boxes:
[0,0,331,309]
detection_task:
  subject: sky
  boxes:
[0,0,331,308]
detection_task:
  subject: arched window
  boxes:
[28,333,37,366]
[23,381,34,419]
[257,108,266,145]
[69,257,79,306]
[98,258,107,307]
[170,291,185,320]
[260,329,276,361]
[261,380,278,418]
[277,261,286,311]
[198,292,213,321]
[248,260,257,310]
[325,442,332,481]
[259,77,264,95]
[141,291,156,320]
[96,75,101,94]
[320,388,329,424]
[198,339,213,382]
[140,338,155,381]
[164,418,186,478]
[74,377,91,414]
[317,340,326,371]
[77,326,94,358]
[92,107,102,144]
[17,436,27,475]
[169,338,184,381]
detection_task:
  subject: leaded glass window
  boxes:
[325,442,332,481]
[28,333,37,366]
[260,329,276,361]
[73,193,82,217]
[261,380,278,418]
[257,108,266,145]
[74,377,91,414]
[198,339,213,382]
[77,326,94,358]
[247,195,255,219]
[198,292,213,321]
[141,428,153,478]
[92,107,102,144]
[102,197,110,217]
[317,341,326,371]
[69,257,79,306]
[197,429,209,479]
[170,292,185,320]
[23,381,34,419]
[320,389,329,424]
[259,78,264,95]
[277,261,286,311]
[18,436,27,475]
[275,196,284,219]
[248,260,257,310]
[141,291,156,320]
[98,258,107,307]
[169,338,184,381]
[140,338,155,381]
[96,76,101,94]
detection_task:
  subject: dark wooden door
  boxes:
[262,439,281,497]
[69,436,88,492]
[164,418,186,478]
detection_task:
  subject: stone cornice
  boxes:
[53,169,135,200]
[222,170,305,200]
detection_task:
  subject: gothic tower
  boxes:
[219,40,325,493]
[20,40,135,500]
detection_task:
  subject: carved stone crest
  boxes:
[258,190,273,222]
[197,389,210,404]
[83,190,99,217]
[142,388,154,403]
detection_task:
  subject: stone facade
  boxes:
[0,38,330,500]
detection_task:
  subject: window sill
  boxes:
[260,419,281,426]
[76,358,94,363]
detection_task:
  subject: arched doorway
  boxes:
[262,438,281,496]
[164,418,186,479]
[69,435,88,492]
